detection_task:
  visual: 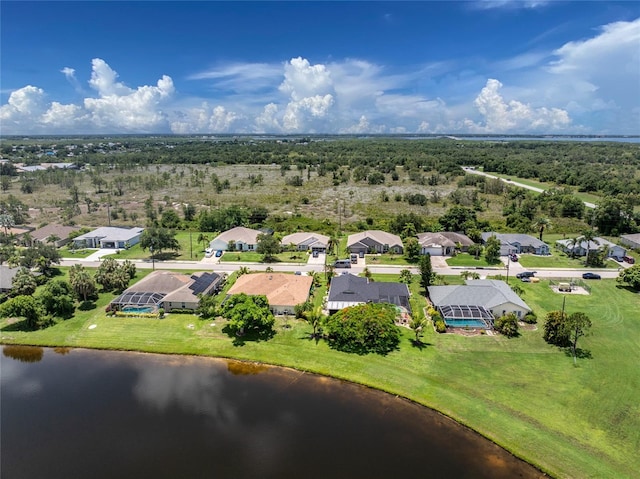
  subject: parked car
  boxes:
[312,250,319,258]
[623,256,635,264]
[509,254,518,262]
[582,272,601,280]
[350,254,358,264]
[205,248,214,258]
[515,271,536,279]
[334,259,351,269]
[215,250,223,257]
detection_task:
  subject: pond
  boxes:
[1,346,546,479]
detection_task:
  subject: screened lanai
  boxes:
[437,305,494,329]
[109,291,165,309]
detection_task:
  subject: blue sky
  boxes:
[1,1,638,135]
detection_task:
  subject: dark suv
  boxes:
[515,271,537,279]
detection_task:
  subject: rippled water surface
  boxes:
[1,346,546,479]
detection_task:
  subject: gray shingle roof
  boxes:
[481,232,546,248]
[428,279,530,312]
[328,274,411,310]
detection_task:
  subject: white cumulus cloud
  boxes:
[470,78,570,132]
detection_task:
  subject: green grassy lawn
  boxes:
[220,251,308,264]
[365,254,412,266]
[102,231,211,262]
[59,248,95,259]
[2,273,639,479]
[446,253,504,268]
[518,252,617,269]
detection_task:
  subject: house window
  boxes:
[248,244,254,250]
[182,303,186,309]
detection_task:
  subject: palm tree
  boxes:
[581,229,600,266]
[0,213,14,236]
[47,234,61,245]
[567,236,581,259]
[303,306,324,339]
[238,266,250,276]
[363,267,372,279]
[533,217,552,242]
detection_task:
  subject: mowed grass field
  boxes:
[1,273,639,479]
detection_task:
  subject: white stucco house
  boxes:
[72,226,144,249]
[209,226,263,252]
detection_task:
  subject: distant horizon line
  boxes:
[2,133,639,139]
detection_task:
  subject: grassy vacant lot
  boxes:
[221,251,308,264]
[1,273,639,479]
[446,253,504,268]
[518,252,618,269]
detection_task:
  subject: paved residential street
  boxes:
[60,255,624,280]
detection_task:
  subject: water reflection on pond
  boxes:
[1,347,545,479]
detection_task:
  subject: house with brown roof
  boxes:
[108,270,224,313]
[30,224,80,247]
[416,232,475,256]
[209,226,263,252]
[226,273,313,315]
[347,230,404,254]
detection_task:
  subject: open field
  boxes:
[446,253,504,268]
[2,270,639,479]
[487,171,605,206]
[220,251,308,264]
[518,252,618,269]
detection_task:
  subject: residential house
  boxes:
[347,230,404,255]
[72,226,144,249]
[209,226,263,252]
[428,279,531,327]
[326,273,411,317]
[281,232,330,252]
[226,272,313,315]
[555,236,626,259]
[416,232,475,256]
[0,265,19,293]
[620,233,640,251]
[108,270,224,313]
[30,224,80,247]
[481,232,550,256]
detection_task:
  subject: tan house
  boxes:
[417,231,474,256]
[347,230,403,254]
[209,226,263,252]
[226,273,313,315]
[30,224,80,247]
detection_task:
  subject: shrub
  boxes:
[323,303,400,355]
[522,312,537,324]
[494,313,520,337]
[434,320,447,333]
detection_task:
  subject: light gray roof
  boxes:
[281,232,329,247]
[74,226,144,242]
[440,232,475,246]
[0,265,19,291]
[347,230,403,248]
[428,279,530,312]
[556,236,617,250]
[481,232,546,248]
[211,226,262,245]
[621,233,640,244]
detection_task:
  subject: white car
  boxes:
[205,248,214,258]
